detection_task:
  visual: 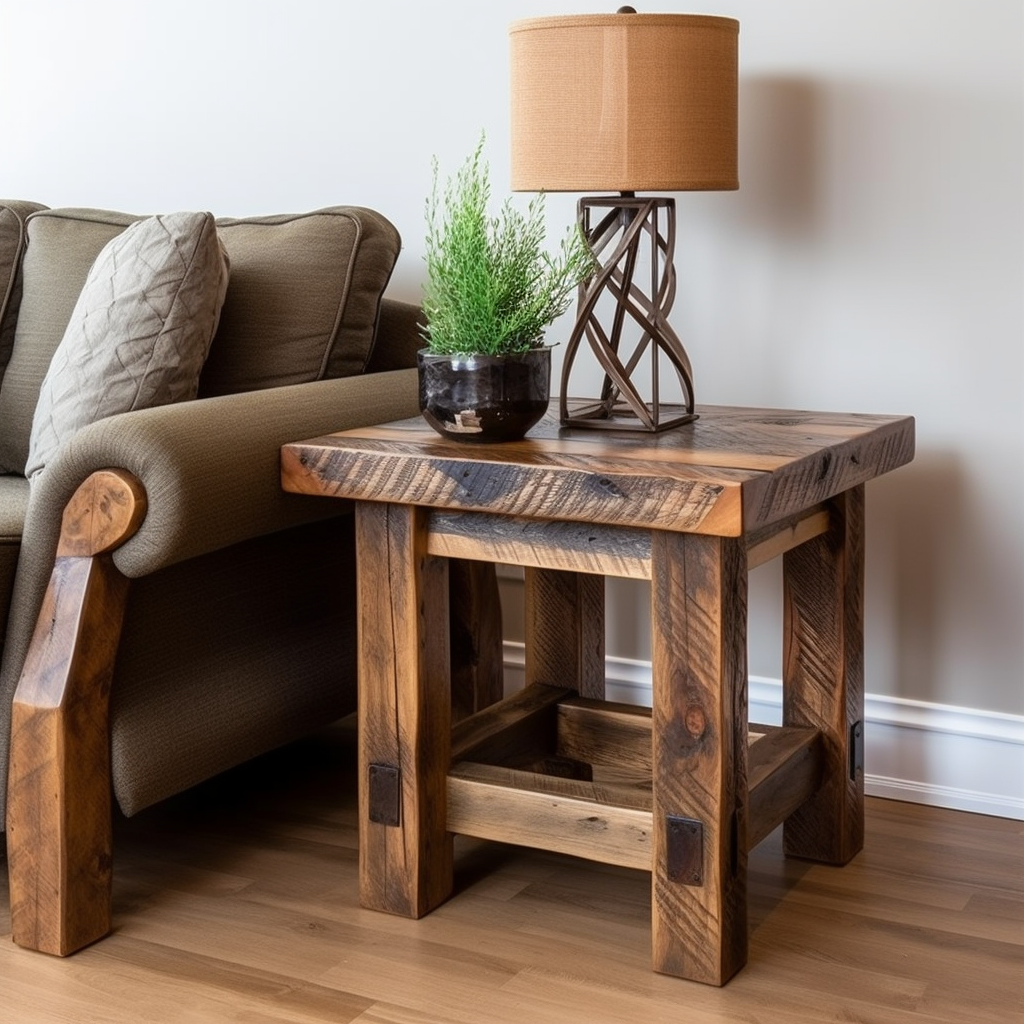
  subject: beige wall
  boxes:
[1,2,1021,727]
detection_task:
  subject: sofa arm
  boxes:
[27,367,420,579]
[367,298,423,374]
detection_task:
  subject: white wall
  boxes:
[2,1,1021,811]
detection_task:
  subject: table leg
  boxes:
[782,485,865,864]
[355,502,453,917]
[650,531,748,985]
[524,568,605,698]
[449,559,504,720]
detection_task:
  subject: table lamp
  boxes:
[509,8,739,431]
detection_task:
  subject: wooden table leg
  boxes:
[448,559,504,720]
[524,568,605,699]
[782,485,865,864]
[356,502,453,917]
[650,531,748,985]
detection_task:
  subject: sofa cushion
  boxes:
[25,212,230,478]
[0,208,137,473]
[198,206,400,396]
[0,201,49,394]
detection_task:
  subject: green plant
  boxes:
[421,135,594,357]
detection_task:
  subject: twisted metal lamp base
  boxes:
[559,195,697,432]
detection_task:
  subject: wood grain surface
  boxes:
[282,405,915,536]
[450,722,825,865]
[355,502,452,918]
[7,469,146,956]
[450,683,569,765]
[279,401,917,989]
[783,486,866,864]
[447,558,504,720]
[426,510,653,579]
[447,762,654,869]
[650,530,749,985]
[3,722,1015,1024]
[556,698,655,774]
[524,568,605,698]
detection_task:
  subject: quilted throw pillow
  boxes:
[25,211,229,478]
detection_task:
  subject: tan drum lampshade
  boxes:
[509,12,739,193]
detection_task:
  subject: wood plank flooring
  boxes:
[0,718,1020,1023]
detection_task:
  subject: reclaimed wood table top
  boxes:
[281,404,916,538]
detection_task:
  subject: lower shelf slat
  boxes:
[447,761,653,870]
[747,726,825,848]
[448,723,824,867]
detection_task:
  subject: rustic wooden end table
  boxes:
[281,404,915,986]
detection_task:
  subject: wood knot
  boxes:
[684,704,706,738]
[593,476,626,499]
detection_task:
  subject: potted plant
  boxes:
[418,135,594,443]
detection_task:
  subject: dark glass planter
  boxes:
[417,348,551,443]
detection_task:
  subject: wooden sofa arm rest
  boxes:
[55,469,147,558]
[6,469,146,955]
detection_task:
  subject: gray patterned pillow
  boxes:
[25,211,229,478]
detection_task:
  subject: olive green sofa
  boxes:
[0,199,500,956]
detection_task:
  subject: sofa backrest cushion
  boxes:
[0,200,49,395]
[198,206,400,396]
[0,208,136,473]
[25,212,231,479]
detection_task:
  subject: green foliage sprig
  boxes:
[421,135,594,357]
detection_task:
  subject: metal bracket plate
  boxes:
[850,720,864,780]
[666,815,704,886]
[368,763,401,827]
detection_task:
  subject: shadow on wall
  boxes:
[866,451,959,706]
[732,72,1023,246]
[867,449,1023,713]
[680,75,826,406]
[734,75,822,240]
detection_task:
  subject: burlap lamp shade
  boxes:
[509,13,739,193]
[508,10,740,431]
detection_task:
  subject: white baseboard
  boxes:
[501,643,1024,821]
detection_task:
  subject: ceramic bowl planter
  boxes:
[417,347,550,443]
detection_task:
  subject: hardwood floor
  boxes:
[0,718,1021,1024]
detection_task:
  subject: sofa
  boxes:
[0,199,502,955]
